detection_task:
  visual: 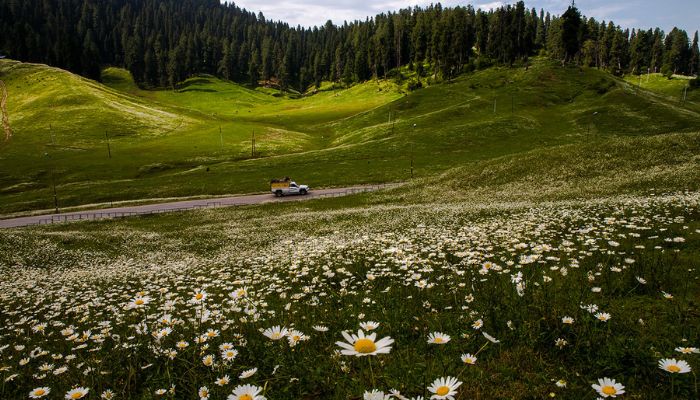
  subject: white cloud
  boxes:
[476,2,505,11]
[231,1,467,26]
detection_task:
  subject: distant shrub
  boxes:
[475,57,493,71]
[407,79,422,91]
[416,63,425,77]
[463,61,476,73]
[689,78,700,90]
[660,65,674,79]
[387,69,404,84]
[591,78,616,94]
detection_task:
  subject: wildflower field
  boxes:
[1,188,699,399]
[2,53,700,400]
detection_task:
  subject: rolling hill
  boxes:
[0,57,699,215]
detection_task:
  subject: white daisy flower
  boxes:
[482,332,500,343]
[227,384,266,400]
[594,312,611,322]
[427,332,451,344]
[675,346,699,354]
[428,376,462,399]
[215,375,230,386]
[65,387,90,399]
[239,368,258,379]
[336,329,393,356]
[591,377,625,398]
[360,321,380,331]
[363,389,391,400]
[192,289,207,303]
[658,358,692,373]
[460,353,477,365]
[287,329,307,346]
[262,326,288,340]
[29,387,50,398]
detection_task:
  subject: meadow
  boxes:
[1,57,700,399]
[1,183,699,399]
[1,58,699,215]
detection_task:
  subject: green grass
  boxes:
[1,58,699,216]
[623,72,699,102]
[1,59,700,399]
[0,164,698,399]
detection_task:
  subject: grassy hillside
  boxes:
[623,72,699,103]
[1,59,700,400]
[1,58,699,215]
[1,129,698,399]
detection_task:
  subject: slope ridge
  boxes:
[0,60,194,140]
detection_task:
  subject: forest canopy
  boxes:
[1,0,698,90]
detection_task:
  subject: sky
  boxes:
[227,0,699,35]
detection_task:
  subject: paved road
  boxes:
[0,184,393,229]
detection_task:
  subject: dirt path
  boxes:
[0,184,397,228]
[0,80,10,140]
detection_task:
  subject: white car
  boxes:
[270,179,309,196]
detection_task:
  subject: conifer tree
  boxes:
[560,4,582,63]
[690,31,700,76]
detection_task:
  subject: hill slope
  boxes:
[0,60,193,139]
[0,58,699,215]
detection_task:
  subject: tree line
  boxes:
[1,0,698,91]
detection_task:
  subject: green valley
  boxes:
[1,57,698,215]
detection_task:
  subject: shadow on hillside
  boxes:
[177,88,217,93]
[180,77,213,86]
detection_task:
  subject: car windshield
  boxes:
[291,182,297,187]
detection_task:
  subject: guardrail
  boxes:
[314,184,394,198]
[23,183,397,227]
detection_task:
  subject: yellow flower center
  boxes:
[354,338,377,353]
[436,386,450,396]
[71,392,84,399]
[35,389,46,395]
[239,395,253,400]
[434,337,443,343]
[196,293,203,300]
[668,365,681,373]
[602,386,617,395]
[135,299,144,305]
